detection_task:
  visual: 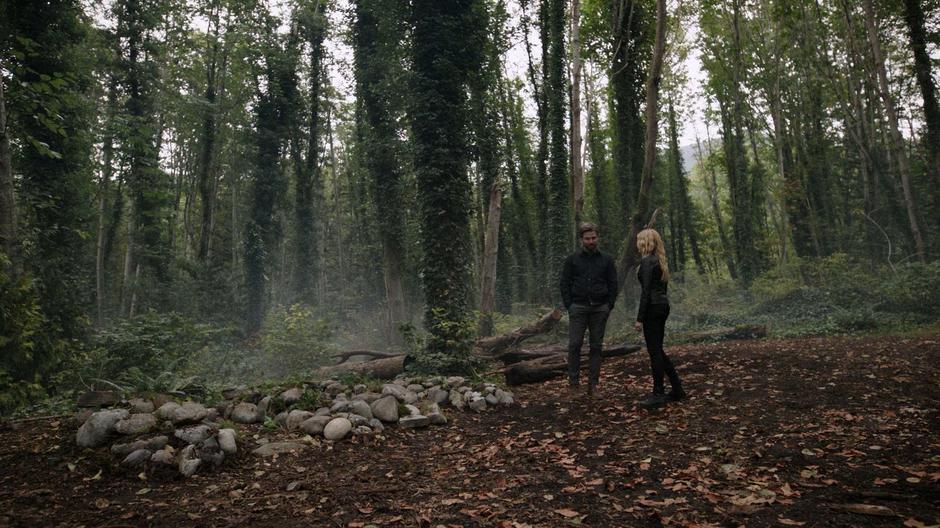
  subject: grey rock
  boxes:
[392,378,409,387]
[368,418,385,432]
[280,387,303,405]
[468,398,487,412]
[495,389,514,406]
[485,394,499,406]
[427,388,450,405]
[122,448,152,468]
[404,404,421,417]
[73,408,94,426]
[252,441,306,457]
[407,384,425,393]
[444,376,466,389]
[428,412,447,425]
[218,429,237,454]
[323,418,352,440]
[347,414,370,427]
[173,402,209,424]
[353,425,373,435]
[222,385,248,400]
[231,402,260,424]
[370,396,399,423]
[399,415,430,428]
[179,445,201,477]
[351,392,382,404]
[76,409,129,448]
[111,439,146,457]
[483,385,496,395]
[448,390,466,410]
[422,377,440,388]
[204,407,219,423]
[154,402,180,421]
[329,400,349,413]
[457,386,470,394]
[175,425,213,445]
[150,448,175,465]
[257,396,272,420]
[146,435,169,451]
[128,398,155,414]
[314,406,331,417]
[346,400,373,420]
[220,402,234,419]
[274,411,289,427]
[196,439,225,466]
[299,415,332,435]
[353,384,367,393]
[286,410,315,431]
[381,384,417,404]
[324,383,345,396]
[115,413,157,435]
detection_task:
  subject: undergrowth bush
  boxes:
[260,304,335,378]
[669,254,940,339]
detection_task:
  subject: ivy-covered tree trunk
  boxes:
[117,0,170,311]
[0,76,14,264]
[196,2,222,264]
[293,0,327,304]
[354,0,407,344]
[610,0,651,241]
[902,0,940,239]
[545,0,570,303]
[569,0,583,236]
[7,0,93,367]
[246,46,295,332]
[411,0,477,372]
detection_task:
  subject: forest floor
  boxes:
[1,334,938,528]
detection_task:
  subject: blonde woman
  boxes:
[634,228,685,409]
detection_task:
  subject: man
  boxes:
[560,222,619,396]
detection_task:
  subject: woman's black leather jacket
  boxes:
[636,255,669,322]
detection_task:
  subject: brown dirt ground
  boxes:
[1,334,938,528]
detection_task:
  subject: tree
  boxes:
[353,0,408,343]
[410,0,479,372]
[545,0,571,302]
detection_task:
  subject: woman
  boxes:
[633,228,685,409]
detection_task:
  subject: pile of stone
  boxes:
[73,375,514,478]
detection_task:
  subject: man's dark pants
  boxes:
[567,303,610,388]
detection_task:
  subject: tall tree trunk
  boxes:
[697,129,737,279]
[570,0,584,239]
[0,75,15,265]
[667,100,704,275]
[902,0,940,222]
[96,77,118,325]
[196,4,221,264]
[546,0,570,302]
[617,0,666,290]
[479,182,503,336]
[863,0,927,262]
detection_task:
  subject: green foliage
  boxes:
[668,255,940,339]
[411,308,478,375]
[259,304,335,378]
[62,311,233,394]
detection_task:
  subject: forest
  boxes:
[2,0,940,525]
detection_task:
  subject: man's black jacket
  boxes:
[559,248,619,310]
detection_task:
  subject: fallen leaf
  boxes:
[553,508,580,518]
[94,498,109,509]
[829,503,896,516]
[778,518,805,526]
[441,498,464,506]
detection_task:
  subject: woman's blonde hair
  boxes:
[636,228,670,282]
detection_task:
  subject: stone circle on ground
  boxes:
[72,374,514,478]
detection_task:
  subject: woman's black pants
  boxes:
[642,304,681,394]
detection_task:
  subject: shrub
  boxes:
[260,304,335,378]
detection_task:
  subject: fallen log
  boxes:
[311,354,412,379]
[679,324,767,343]
[474,308,562,357]
[502,344,641,385]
